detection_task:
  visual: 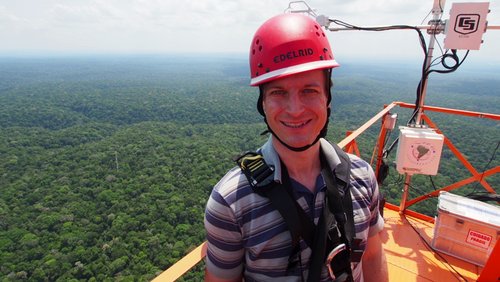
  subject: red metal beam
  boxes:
[345,131,361,157]
[403,114,498,208]
[477,240,500,282]
[338,102,398,149]
[152,242,208,282]
[374,110,392,178]
[405,167,499,207]
[423,115,497,193]
[395,102,500,120]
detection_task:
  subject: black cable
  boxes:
[386,169,405,189]
[429,50,470,74]
[329,17,471,144]
[379,120,396,159]
[326,18,431,153]
[329,20,428,58]
[382,126,394,149]
[326,20,472,204]
[407,183,436,200]
[466,140,500,196]
[469,194,500,202]
[409,49,470,125]
[382,136,399,159]
[410,1,446,125]
[428,175,439,191]
[403,215,469,282]
[325,15,486,282]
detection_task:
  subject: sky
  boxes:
[1,0,499,65]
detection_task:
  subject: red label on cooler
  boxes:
[466,230,492,249]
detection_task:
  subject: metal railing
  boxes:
[153,101,499,281]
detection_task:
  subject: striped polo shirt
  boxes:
[204,137,384,282]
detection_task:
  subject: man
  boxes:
[204,12,387,282]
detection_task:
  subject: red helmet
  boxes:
[249,13,339,86]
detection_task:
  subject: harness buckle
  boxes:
[326,243,350,282]
[236,152,275,189]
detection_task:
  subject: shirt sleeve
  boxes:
[204,187,245,279]
[367,166,384,237]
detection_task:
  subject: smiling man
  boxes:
[204,13,387,282]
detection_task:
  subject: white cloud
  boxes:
[0,5,25,24]
[0,0,498,61]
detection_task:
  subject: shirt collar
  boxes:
[259,136,342,183]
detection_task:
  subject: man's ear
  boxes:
[257,86,266,116]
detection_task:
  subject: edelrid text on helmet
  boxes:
[249,13,339,86]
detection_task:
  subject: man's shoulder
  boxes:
[343,153,378,198]
[212,166,269,208]
[213,167,248,198]
[346,153,374,174]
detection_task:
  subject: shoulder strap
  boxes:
[325,144,355,249]
[307,149,355,282]
[263,169,315,248]
[328,144,363,263]
[235,152,314,248]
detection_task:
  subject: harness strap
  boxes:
[236,144,359,281]
[264,168,315,248]
[323,177,353,281]
[326,145,364,263]
[236,152,314,248]
[307,153,354,282]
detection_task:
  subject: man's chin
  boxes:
[277,138,315,149]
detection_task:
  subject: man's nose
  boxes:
[285,92,305,115]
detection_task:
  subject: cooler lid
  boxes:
[438,192,500,227]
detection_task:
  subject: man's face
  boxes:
[262,69,329,149]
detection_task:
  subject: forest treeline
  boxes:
[0,55,498,281]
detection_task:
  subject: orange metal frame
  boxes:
[477,240,500,282]
[155,101,499,281]
[391,102,499,210]
[152,243,207,282]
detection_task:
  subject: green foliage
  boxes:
[0,55,498,280]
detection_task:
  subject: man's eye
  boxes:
[269,90,286,96]
[303,88,319,94]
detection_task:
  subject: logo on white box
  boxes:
[455,14,480,35]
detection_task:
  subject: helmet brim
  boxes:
[250,59,339,86]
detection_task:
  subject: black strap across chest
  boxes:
[236,143,360,281]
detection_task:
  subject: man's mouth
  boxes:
[281,120,311,128]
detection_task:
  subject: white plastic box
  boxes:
[444,2,490,50]
[432,192,500,266]
[396,126,444,175]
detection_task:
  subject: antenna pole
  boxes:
[400,0,446,213]
[415,0,446,125]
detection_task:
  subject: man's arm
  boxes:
[361,231,388,282]
[204,179,245,282]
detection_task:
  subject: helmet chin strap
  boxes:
[263,108,331,152]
